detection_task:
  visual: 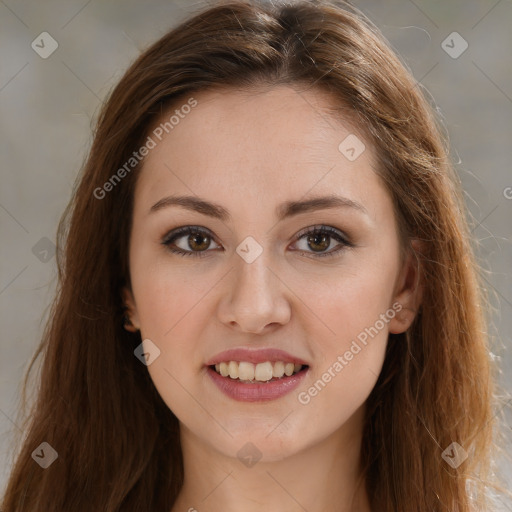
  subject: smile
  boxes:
[205,347,310,401]
[212,361,306,382]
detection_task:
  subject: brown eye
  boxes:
[162,226,220,257]
[293,225,353,258]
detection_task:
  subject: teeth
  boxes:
[228,361,238,379]
[254,361,273,381]
[273,361,285,378]
[219,362,229,377]
[238,362,255,381]
[212,361,305,382]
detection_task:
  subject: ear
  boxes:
[122,286,140,332]
[388,239,424,334]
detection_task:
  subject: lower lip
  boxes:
[206,366,309,402]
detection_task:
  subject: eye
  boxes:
[161,226,220,258]
[292,225,353,258]
[161,224,353,259]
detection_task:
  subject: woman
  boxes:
[2,1,509,511]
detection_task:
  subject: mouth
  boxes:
[205,347,310,401]
[209,361,309,383]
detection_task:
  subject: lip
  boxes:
[205,347,310,366]
[206,365,309,402]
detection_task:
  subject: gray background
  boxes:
[1,0,511,506]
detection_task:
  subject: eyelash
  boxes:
[161,225,354,259]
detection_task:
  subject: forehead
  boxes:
[134,85,386,222]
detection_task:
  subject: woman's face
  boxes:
[124,85,420,461]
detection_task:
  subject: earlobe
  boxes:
[122,286,140,332]
[388,239,424,334]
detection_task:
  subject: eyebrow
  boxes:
[149,193,367,221]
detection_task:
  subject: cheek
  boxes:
[130,252,215,339]
[294,273,395,427]
[133,269,208,420]
[296,251,398,403]
[129,259,211,402]
[299,253,398,350]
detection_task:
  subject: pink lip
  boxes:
[205,348,310,366]
[206,365,309,402]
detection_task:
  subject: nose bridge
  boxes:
[220,241,290,332]
[234,245,275,308]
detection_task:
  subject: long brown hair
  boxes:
[2,1,509,510]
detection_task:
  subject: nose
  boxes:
[217,250,291,334]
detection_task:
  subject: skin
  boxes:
[123,84,422,512]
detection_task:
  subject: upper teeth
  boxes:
[214,361,304,382]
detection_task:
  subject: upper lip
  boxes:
[205,348,310,366]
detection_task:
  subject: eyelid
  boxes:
[290,225,353,259]
[161,225,220,258]
[293,224,352,245]
[161,225,217,245]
